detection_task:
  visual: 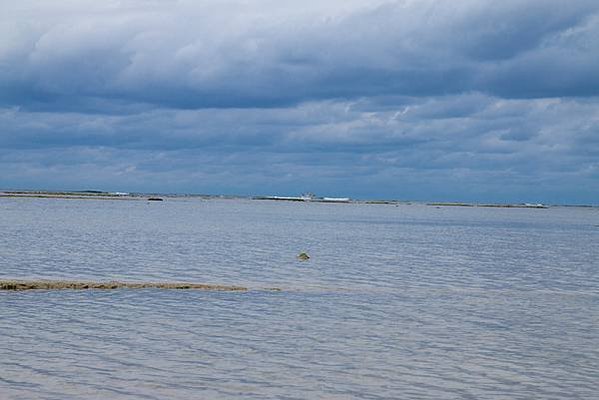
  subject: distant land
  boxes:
[1,189,597,208]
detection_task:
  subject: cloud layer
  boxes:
[1,0,598,202]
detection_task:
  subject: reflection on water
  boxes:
[1,198,598,399]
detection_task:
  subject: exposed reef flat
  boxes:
[427,202,549,209]
[0,191,143,201]
[0,191,235,201]
[0,279,248,291]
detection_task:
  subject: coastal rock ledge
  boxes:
[0,280,248,291]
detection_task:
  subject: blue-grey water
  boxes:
[1,197,598,399]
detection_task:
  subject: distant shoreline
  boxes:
[426,202,548,209]
[0,191,143,201]
[1,190,597,208]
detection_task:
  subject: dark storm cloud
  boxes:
[2,95,597,201]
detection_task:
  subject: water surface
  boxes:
[1,198,598,399]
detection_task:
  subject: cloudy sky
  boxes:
[1,0,598,203]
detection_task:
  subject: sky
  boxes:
[1,0,598,203]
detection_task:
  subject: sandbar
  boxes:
[0,279,248,291]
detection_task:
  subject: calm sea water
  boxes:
[1,197,598,399]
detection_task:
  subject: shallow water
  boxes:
[1,198,598,399]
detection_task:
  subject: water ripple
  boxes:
[1,199,598,399]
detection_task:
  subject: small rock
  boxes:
[297,252,310,261]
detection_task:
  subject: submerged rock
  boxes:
[297,252,310,261]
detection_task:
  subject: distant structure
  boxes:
[523,203,547,208]
[322,197,351,203]
[254,193,351,203]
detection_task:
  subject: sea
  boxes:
[1,197,598,399]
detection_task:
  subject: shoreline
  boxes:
[2,190,597,208]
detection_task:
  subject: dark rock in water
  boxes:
[297,252,310,261]
[148,197,164,201]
